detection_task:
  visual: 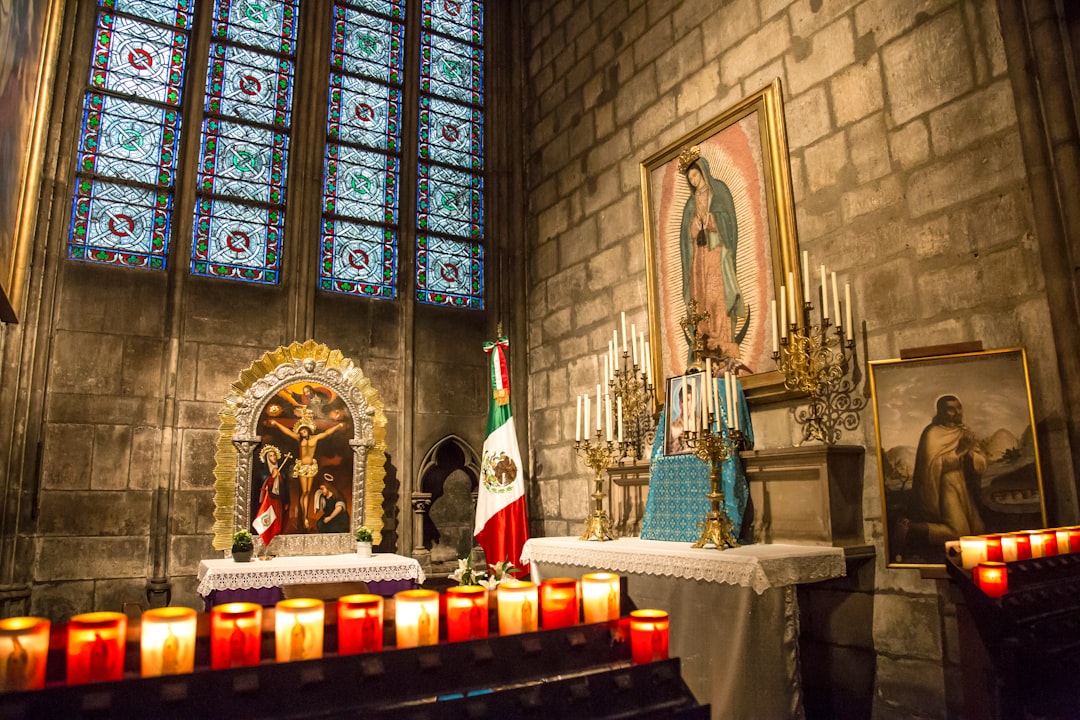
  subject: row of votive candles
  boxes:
[0,574,670,691]
[959,527,1080,569]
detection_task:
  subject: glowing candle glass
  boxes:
[0,617,50,691]
[338,594,384,654]
[539,578,578,629]
[1030,531,1049,558]
[66,612,127,684]
[581,573,620,623]
[629,609,670,664]
[445,586,489,642]
[275,599,324,662]
[497,580,538,635]
[959,536,988,569]
[394,589,439,648]
[974,562,1008,598]
[1069,528,1080,554]
[984,535,1003,562]
[140,607,196,677]
[210,602,262,669]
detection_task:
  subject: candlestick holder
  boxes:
[609,350,657,463]
[574,433,625,541]
[684,422,744,550]
[773,303,865,445]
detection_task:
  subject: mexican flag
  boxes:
[474,335,530,570]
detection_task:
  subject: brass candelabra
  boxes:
[608,349,657,463]
[773,303,864,445]
[574,433,626,541]
[684,420,744,550]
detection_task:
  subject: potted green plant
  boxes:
[232,529,254,562]
[354,526,373,558]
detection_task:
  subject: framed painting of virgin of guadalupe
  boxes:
[641,79,802,404]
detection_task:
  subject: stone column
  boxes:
[411,492,432,575]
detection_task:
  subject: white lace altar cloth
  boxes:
[197,553,426,596]
[520,537,844,595]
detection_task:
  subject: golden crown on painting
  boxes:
[677,145,702,175]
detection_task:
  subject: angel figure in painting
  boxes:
[679,146,748,364]
[271,408,347,531]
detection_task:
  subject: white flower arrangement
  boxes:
[450,555,519,590]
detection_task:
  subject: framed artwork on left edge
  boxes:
[640,77,803,406]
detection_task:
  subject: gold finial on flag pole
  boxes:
[496,321,503,338]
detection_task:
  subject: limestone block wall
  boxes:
[522,0,1076,717]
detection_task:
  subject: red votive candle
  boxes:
[974,562,1008,598]
[540,578,579,629]
[66,612,127,684]
[338,594,384,654]
[985,535,1003,562]
[1069,528,1080,554]
[0,616,50,691]
[1014,533,1032,560]
[629,609,670,664]
[210,602,262,669]
[445,586,488,642]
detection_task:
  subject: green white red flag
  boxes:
[474,335,529,570]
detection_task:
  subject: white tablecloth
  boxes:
[197,553,425,596]
[521,537,846,720]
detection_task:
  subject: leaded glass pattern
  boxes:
[415,235,482,308]
[415,0,483,308]
[68,2,193,269]
[191,0,298,283]
[320,1,405,299]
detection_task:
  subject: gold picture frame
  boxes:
[869,347,1047,568]
[640,78,801,405]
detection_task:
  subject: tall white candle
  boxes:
[712,374,720,432]
[576,394,582,442]
[617,397,623,442]
[802,250,810,299]
[771,299,779,352]
[621,312,627,352]
[732,375,740,432]
[831,271,840,326]
[820,264,829,320]
[612,331,619,371]
[845,283,853,332]
[584,395,590,440]
[596,384,602,431]
[780,287,787,336]
[705,359,712,417]
[605,392,612,442]
[631,323,638,366]
[725,372,733,431]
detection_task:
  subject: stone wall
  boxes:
[522,0,1076,717]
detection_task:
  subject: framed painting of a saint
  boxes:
[870,348,1046,568]
[641,79,801,403]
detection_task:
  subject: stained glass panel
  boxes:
[416,162,482,238]
[331,4,406,84]
[415,235,482,308]
[211,0,298,54]
[69,180,173,269]
[320,219,396,297]
[323,145,399,223]
[327,73,402,152]
[341,0,405,18]
[420,30,482,105]
[417,96,481,170]
[422,0,482,44]
[205,43,294,126]
[78,93,180,186]
[192,198,283,283]
[69,2,193,270]
[198,119,289,204]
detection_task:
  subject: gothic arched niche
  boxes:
[418,436,479,562]
[212,340,387,555]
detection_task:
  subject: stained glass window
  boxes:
[319,1,406,299]
[68,1,194,269]
[191,0,298,283]
[415,0,484,308]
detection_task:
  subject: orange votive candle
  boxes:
[629,609,670,664]
[540,578,579,629]
[337,594,384,654]
[1069,528,1080,554]
[496,580,538,635]
[140,607,196,677]
[1030,531,1054,558]
[581,572,620,623]
[0,617,50,691]
[66,612,127,684]
[1056,530,1072,556]
[985,535,1003,562]
[394,589,439,648]
[974,562,1008,598]
[210,602,262,669]
[445,586,489,642]
[959,536,988,569]
[275,599,324,662]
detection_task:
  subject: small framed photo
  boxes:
[869,347,1046,567]
[664,373,704,456]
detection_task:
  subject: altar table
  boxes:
[197,553,426,609]
[521,537,845,720]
